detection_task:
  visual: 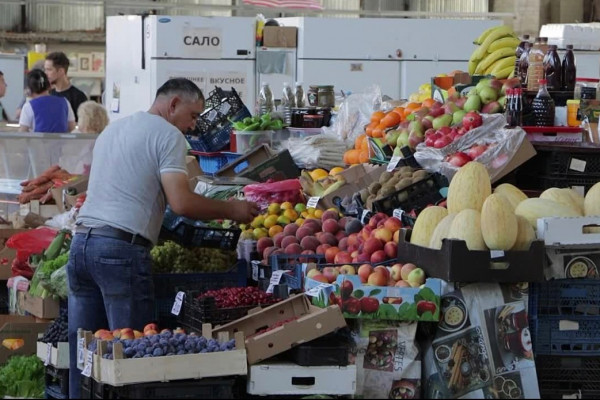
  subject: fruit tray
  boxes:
[536,356,600,399]
[186,87,251,152]
[370,172,448,218]
[529,279,600,356]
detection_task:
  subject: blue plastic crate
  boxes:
[153,259,247,328]
[190,151,241,175]
[270,253,326,290]
[529,279,600,356]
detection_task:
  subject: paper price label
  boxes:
[490,250,505,259]
[219,102,231,115]
[569,158,586,172]
[571,186,585,196]
[82,351,93,378]
[387,155,401,172]
[307,197,320,209]
[77,338,85,364]
[393,209,404,219]
[171,291,185,316]
[45,342,52,366]
[251,260,260,281]
[305,283,334,297]
[361,209,371,225]
[266,270,289,294]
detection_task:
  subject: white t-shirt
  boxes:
[18,98,75,131]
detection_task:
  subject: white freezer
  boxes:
[0,54,26,121]
[256,47,297,104]
[401,60,471,98]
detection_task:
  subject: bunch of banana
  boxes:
[299,170,346,197]
[469,25,519,79]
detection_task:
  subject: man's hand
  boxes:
[229,199,260,223]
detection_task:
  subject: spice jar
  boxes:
[307,86,319,107]
[574,78,599,100]
[317,85,335,108]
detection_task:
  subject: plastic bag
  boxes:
[322,85,382,146]
[6,227,58,264]
[414,114,526,182]
[243,179,304,210]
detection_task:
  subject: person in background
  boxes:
[18,69,75,133]
[66,78,259,398]
[0,70,10,122]
[44,51,87,119]
[75,100,109,134]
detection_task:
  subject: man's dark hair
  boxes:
[45,52,70,73]
[155,78,204,103]
[0,70,3,76]
[27,69,51,95]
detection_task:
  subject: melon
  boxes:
[584,182,600,216]
[515,198,581,228]
[447,162,491,214]
[410,206,448,247]
[493,183,528,211]
[540,188,583,215]
[428,214,456,249]
[511,215,536,251]
[481,194,518,250]
[447,209,487,251]
[564,188,585,214]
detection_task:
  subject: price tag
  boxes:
[82,351,93,378]
[307,197,320,209]
[571,186,585,196]
[77,338,85,364]
[361,209,371,225]
[387,155,401,172]
[251,260,260,282]
[171,291,185,316]
[569,158,587,172]
[393,209,404,219]
[45,342,52,366]
[266,270,289,294]
[305,282,334,297]
[490,250,505,259]
[220,102,231,115]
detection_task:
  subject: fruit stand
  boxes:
[0,23,600,400]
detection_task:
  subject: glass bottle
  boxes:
[505,88,514,127]
[561,44,577,92]
[258,82,273,115]
[526,38,545,92]
[514,88,523,127]
[531,79,555,127]
[519,42,531,87]
[280,82,294,125]
[544,45,562,91]
[294,82,305,108]
[514,34,530,77]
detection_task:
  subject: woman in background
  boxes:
[18,69,75,133]
[75,100,109,134]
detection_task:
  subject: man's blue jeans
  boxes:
[67,231,154,398]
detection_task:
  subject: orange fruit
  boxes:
[421,98,435,108]
[372,124,386,138]
[359,150,370,163]
[370,111,385,123]
[365,121,378,137]
[354,134,366,150]
[268,225,283,237]
[360,137,370,151]
[392,107,405,117]
[344,149,360,165]
[405,102,421,110]
[379,111,402,128]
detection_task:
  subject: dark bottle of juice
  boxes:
[562,44,577,91]
[514,34,530,76]
[505,88,514,127]
[532,79,555,127]
[519,42,531,87]
[544,45,562,91]
[514,88,523,127]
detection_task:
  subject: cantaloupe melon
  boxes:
[540,188,583,215]
[447,209,487,251]
[511,215,536,251]
[447,162,491,214]
[481,194,518,250]
[493,183,528,211]
[428,214,456,249]
[515,198,581,227]
[410,206,448,247]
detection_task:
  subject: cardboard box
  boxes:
[491,137,537,184]
[216,146,299,182]
[213,294,347,365]
[88,326,247,386]
[18,291,60,319]
[396,229,546,282]
[247,362,357,396]
[37,340,69,369]
[262,26,297,48]
[51,176,88,213]
[192,175,256,197]
[0,315,50,365]
[19,201,59,219]
[304,274,442,322]
[537,216,600,280]
[185,155,203,190]
[527,131,583,143]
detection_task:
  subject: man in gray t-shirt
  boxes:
[66,78,258,398]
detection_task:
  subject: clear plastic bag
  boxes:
[414,114,526,182]
[322,85,382,146]
[243,179,305,210]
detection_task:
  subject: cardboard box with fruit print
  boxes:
[304,267,442,322]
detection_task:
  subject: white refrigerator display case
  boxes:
[105,15,257,121]
[277,17,501,99]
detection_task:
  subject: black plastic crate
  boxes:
[270,253,326,290]
[99,377,242,399]
[45,384,68,399]
[186,87,251,152]
[80,375,94,399]
[177,291,257,331]
[536,355,600,396]
[45,365,68,398]
[284,333,350,366]
[371,172,448,217]
[540,389,600,399]
[536,150,600,177]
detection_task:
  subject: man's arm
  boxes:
[161,172,258,223]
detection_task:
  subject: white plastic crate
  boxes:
[540,23,600,50]
[247,362,357,396]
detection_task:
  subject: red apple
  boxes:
[383,217,402,233]
[334,251,353,264]
[462,111,483,131]
[325,246,341,263]
[361,225,374,241]
[445,151,472,167]
[367,271,387,286]
[400,263,418,281]
[374,265,390,280]
[358,264,373,283]
[347,233,360,248]
[374,228,393,243]
[370,249,387,264]
[395,280,411,288]
[357,252,371,263]
[466,143,489,160]
[363,238,384,256]
[311,273,329,284]
[368,212,388,229]
[316,243,332,255]
[384,241,397,259]
[322,266,340,283]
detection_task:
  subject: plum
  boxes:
[153,348,164,357]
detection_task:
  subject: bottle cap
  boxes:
[538,79,547,84]
[566,44,574,50]
[295,81,303,86]
[523,34,530,39]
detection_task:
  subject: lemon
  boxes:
[283,209,298,222]
[263,214,279,229]
[268,225,283,237]
[307,207,316,216]
[267,203,281,215]
[277,215,291,225]
[314,209,323,219]
[309,168,329,181]
[295,218,305,226]
[280,201,293,210]
[253,228,268,240]
[329,167,345,176]
[251,215,265,229]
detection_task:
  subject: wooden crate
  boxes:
[37,340,69,369]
